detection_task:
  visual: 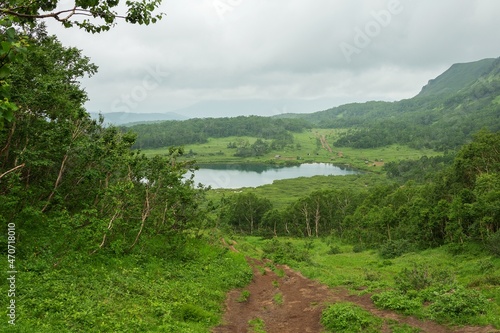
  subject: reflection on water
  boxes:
[187,163,359,189]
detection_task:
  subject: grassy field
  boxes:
[1,236,252,333]
[141,129,441,173]
[207,173,389,209]
[231,236,500,329]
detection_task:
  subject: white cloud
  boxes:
[45,0,500,116]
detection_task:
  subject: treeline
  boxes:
[0,27,205,259]
[217,130,500,256]
[127,116,312,149]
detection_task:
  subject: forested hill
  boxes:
[418,58,497,97]
[283,57,500,150]
[129,116,312,149]
[127,57,499,151]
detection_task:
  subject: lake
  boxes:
[188,163,359,189]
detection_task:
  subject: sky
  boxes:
[46,0,500,119]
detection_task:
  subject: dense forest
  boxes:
[218,130,500,257]
[128,116,311,149]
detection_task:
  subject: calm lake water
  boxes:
[188,163,359,189]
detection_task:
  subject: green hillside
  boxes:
[288,57,500,150]
[128,57,500,152]
[418,58,496,97]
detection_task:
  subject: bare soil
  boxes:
[213,258,499,333]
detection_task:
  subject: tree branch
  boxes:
[0,163,25,179]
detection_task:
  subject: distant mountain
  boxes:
[418,58,497,97]
[170,98,347,119]
[126,57,500,151]
[90,112,187,126]
[275,57,500,150]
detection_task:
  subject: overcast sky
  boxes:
[46,0,500,118]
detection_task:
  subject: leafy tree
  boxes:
[220,192,272,234]
[0,0,164,33]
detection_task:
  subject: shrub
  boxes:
[486,231,500,256]
[321,302,382,333]
[371,291,422,314]
[352,243,366,253]
[262,239,310,264]
[328,244,342,255]
[175,304,215,323]
[248,318,266,333]
[427,287,489,323]
[379,239,415,259]
[394,263,454,293]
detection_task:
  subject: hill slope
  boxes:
[125,57,500,151]
[418,58,496,97]
[289,57,500,150]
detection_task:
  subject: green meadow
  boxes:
[141,129,441,173]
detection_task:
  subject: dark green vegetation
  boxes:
[129,116,311,149]
[0,22,252,332]
[283,58,500,151]
[321,302,382,333]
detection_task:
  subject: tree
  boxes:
[0,0,164,130]
[222,193,272,234]
[0,0,164,33]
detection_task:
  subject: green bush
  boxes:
[486,231,500,256]
[262,238,310,264]
[427,287,489,323]
[379,239,415,259]
[352,243,366,253]
[321,302,382,333]
[237,290,251,303]
[328,244,342,255]
[394,263,454,293]
[175,303,216,323]
[371,291,422,314]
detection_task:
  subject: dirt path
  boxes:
[213,258,499,333]
[317,134,333,154]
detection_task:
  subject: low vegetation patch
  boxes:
[1,237,252,333]
[372,262,491,325]
[321,302,382,333]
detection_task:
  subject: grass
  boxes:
[232,236,500,329]
[237,290,251,303]
[248,317,266,333]
[0,237,252,333]
[272,292,283,305]
[141,129,441,173]
[206,173,390,209]
[321,302,383,333]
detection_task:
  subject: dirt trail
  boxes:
[317,134,333,154]
[213,258,499,333]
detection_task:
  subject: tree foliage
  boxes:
[221,130,500,256]
[0,27,204,261]
[128,116,309,149]
[0,0,164,33]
